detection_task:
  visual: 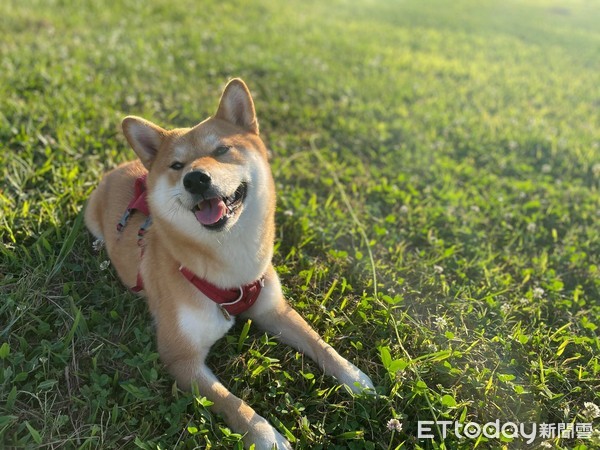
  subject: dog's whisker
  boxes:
[167,202,183,223]
[162,190,186,224]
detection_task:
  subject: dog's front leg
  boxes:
[157,305,292,450]
[247,267,375,394]
[168,357,292,450]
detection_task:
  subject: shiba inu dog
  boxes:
[85,79,374,449]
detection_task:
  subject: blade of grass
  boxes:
[46,208,85,283]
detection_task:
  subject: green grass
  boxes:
[1,0,600,448]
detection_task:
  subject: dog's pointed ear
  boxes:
[214,78,259,135]
[122,116,167,169]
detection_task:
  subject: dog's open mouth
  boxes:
[192,182,247,230]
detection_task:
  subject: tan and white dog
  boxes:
[85,79,374,449]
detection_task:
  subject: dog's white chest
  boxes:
[177,302,235,350]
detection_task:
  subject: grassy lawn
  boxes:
[1,0,600,448]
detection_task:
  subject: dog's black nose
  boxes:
[183,170,212,195]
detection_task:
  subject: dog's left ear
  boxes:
[215,78,259,135]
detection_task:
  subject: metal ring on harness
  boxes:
[219,287,245,307]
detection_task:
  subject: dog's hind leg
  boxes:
[246,267,375,394]
[84,187,105,241]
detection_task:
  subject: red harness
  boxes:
[117,175,263,318]
[179,267,264,319]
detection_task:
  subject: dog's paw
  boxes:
[337,363,376,395]
[349,369,376,394]
[244,418,293,450]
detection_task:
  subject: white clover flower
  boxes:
[433,265,444,274]
[533,287,545,299]
[399,205,409,214]
[395,370,406,383]
[501,303,511,314]
[92,239,105,252]
[434,316,447,329]
[100,260,110,271]
[527,222,537,233]
[584,402,600,419]
[386,418,403,432]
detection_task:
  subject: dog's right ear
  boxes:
[122,116,167,170]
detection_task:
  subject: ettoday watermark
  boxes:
[417,420,594,444]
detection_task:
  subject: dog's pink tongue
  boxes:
[195,198,226,225]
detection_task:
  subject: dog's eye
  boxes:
[170,162,185,170]
[213,145,231,157]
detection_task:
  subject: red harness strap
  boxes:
[117,174,150,232]
[116,174,150,292]
[116,175,264,317]
[179,267,264,318]
[130,256,145,293]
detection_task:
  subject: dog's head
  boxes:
[122,79,274,238]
